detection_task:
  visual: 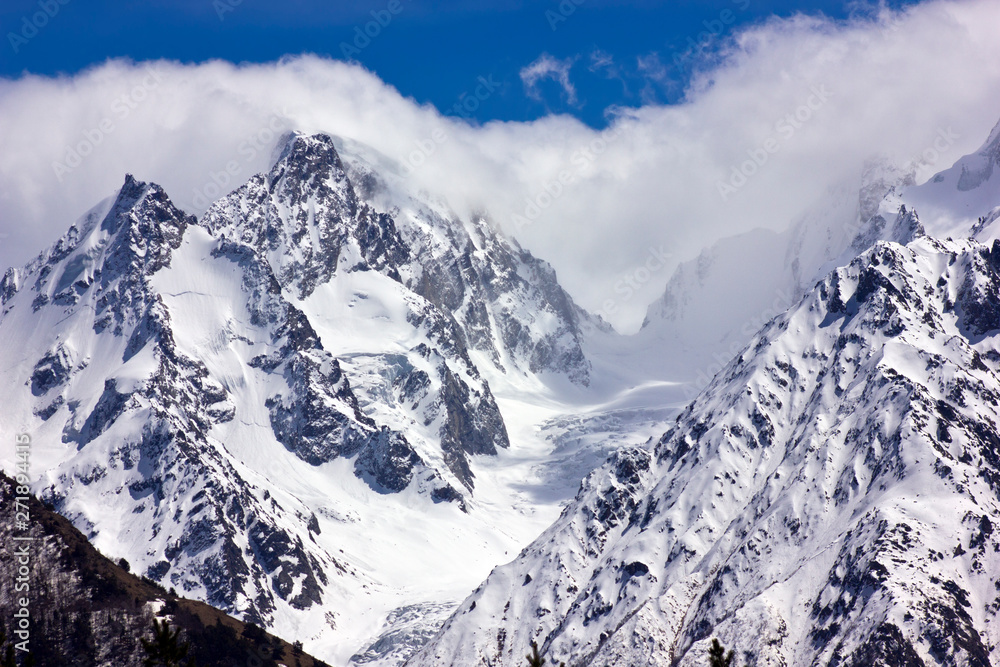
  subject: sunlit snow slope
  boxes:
[0,133,640,666]
[412,226,1000,666]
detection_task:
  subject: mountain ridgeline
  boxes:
[406,117,1000,667]
[0,132,596,657]
[4,116,1000,667]
[410,232,1000,665]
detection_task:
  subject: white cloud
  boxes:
[589,49,630,96]
[635,52,676,104]
[2,0,1000,332]
[519,53,579,106]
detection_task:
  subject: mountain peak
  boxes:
[267,132,358,217]
[105,174,189,229]
[101,174,147,230]
[201,131,388,300]
[267,130,321,170]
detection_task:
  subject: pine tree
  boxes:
[0,628,14,667]
[525,640,565,667]
[141,618,197,667]
[708,638,734,667]
[525,642,543,667]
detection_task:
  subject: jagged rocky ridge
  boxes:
[0,133,597,658]
[335,135,595,387]
[9,118,998,667]
[410,224,1000,666]
[1,175,356,623]
[199,134,509,491]
[641,118,1000,402]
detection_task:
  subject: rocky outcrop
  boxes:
[410,233,1000,667]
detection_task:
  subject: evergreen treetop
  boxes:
[708,638,734,667]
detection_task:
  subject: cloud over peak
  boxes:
[2,0,1000,331]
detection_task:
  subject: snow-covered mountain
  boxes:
[6,110,1000,667]
[636,157,921,401]
[637,119,1000,406]
[410,219,1000,665]
[392,118,1000,667]
[0,132,604,664]
[902,118,1000,239]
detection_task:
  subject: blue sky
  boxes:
[1,0,916,128]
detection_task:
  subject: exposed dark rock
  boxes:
[354,428,424,493]
[30,344,75,396]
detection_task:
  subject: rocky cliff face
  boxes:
[0,132,599,663]
[410,228,1000,667]
[336,135,596,387]
[11,117,998,667]
[0,176,367,624]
